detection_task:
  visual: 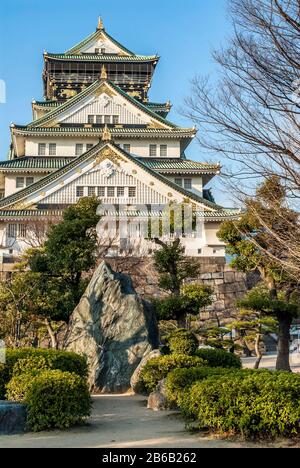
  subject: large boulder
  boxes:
[65,262,158,393]
[0,401,27,435]
[147,380,168,412]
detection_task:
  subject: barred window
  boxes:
[8,224,17,238]
[104,115,111,124]
[117,187,125,197]
[86,144,94,151]
[75,144,84,156]
[88,187,96,197]
[129,187,136,198]
[76,186,84,198]
[88,115,94,124]
[38,143,46,156]
[107,187,115,197]
[184,179,192,190]
[96,115,102,124]
[16,177,25,189]
[19,224,27,238]
[49,143,57,156]
[113,115,119,125]
[26,177,34,187]
[160,145,167,157]
[98,187,105,197]
[0,190,4,200]
[175,178,182,187]
[149,145,157,157]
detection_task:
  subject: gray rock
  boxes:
[147,380,168,411]
[0,401,27,435]
[130,349,161,394]
[65,262,159,394]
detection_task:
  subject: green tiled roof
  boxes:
[0,157,73,171]
[33,100,60,108]
[13,126,195,139]
[26,79,177,130]
[46,53,158,62]
[141,159,220,174]
[0,210,63,219]
[0,142,238,216]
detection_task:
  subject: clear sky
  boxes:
[0,0,232,200]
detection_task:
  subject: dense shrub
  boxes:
[25,370,91,432]
[0,348,88,396]
[165,367,238,406]
[139,354,207,394]
[196,348,241,369]
[179,370,300,439]
[167,330,199,356]
[6,372,37,402]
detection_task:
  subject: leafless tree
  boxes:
[185,0,300,275]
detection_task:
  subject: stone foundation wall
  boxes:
[106,257,258,326]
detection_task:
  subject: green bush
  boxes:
[7,369,91,431]
[167,330,198,356]
[139,354,207,394]
[0,348,88,397]
[179,370,300,439]
[196,348,241,369]
[165,367,238,406]
[12,356,50,377]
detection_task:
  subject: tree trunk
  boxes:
[276,315,292,372]
[254,333,262,369]
[44,318,58,349]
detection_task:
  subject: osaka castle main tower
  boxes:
[0,18,239,266]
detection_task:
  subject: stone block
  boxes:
[0,402,27,435]
[224,272,236,283]
[212,272,224,280]
[200,273,212,280]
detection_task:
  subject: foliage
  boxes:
[154,284,213,327]
[153,239,200,295]
[179,370,300,439]
[138,354,207,394]
[165,366,237,407]
[166,330,199,356]
[8,370,91,432]
[195,348,242,369]
[198,325,235,351]
[0,348,88,398]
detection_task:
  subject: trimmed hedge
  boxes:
[139,354,207,394]
[179,370,300,439]
[165,367,238,406]
[167,330,199,356]
[196,348,241,369]
[0,348,88,399]
[7,370,91,432]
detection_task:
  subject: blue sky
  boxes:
[0,0,232,200]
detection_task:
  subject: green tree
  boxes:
[218,178,299,371]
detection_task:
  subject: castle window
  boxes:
[16,177,25,189]
[75,144,84,156]
[88,187,96,197]
[129,187,136,198]
[86,144,94,151]
[95,48,100,54]
[113,115,119,125]
[104,115,111,124]
[96,116,102,124]
[107,187,115,197]
[175,178,182,187]
[7,224,17,238]
[88,115,94,124]
[160,145,167,157]
[123,144,131,153]
[76,186,84,198]
[184,179,192,190]
[0,190,4,200]
[49,143,57,156]
[26,177,34,187]
[101,48,106,54]
[149,145,157,157]
[117,187,125,197]
[98,187,105,197]
[38,143,46,156]
[19,224,27,238]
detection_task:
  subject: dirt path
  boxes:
[0,394,263,449]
